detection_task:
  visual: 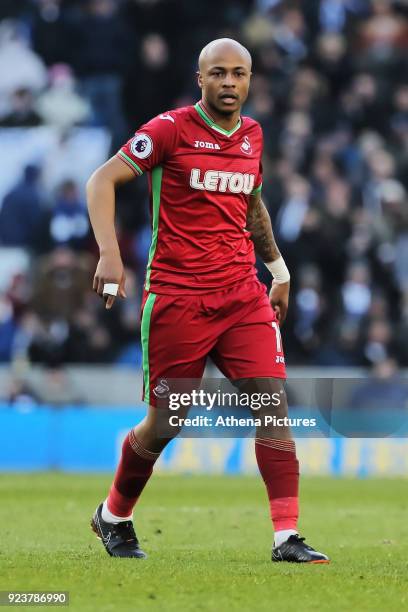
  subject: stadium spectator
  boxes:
[314,320,363,366]
[363,317,397,365]
[30,248,93,321]
[313,33,351,99]
[0,87,42,127]
[67,0,132,147]
[0,293,17,362]
[48,180,90,250]
[11,310,42,363]
[30,0,69,67]
[0,165,45,248]
[357,0,408,59]
[395,290,408,363]
[0,19,47,117]
[275,174,311,243]
[340,261,372,323]
[36,64,91,129]
[292,264,325,356]
[270,6,308,63]
[124,33,179,127]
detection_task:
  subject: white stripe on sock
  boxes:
[274,529,298,547]
[101,499,133,524]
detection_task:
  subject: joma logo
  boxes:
[190,169,255,194]
[194,140,221,150]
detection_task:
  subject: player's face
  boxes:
[198,51,251,115]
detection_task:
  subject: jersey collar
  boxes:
[194,101,242,137]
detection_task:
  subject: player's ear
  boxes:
[197,70,203,89]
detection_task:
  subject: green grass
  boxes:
[0,474,407,611]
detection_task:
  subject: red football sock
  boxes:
[107,429,160,517]
[255,438,299,531]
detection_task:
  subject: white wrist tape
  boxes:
[103,283,119,296]
[265,256,290,284]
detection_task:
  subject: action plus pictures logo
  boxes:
[130,133,153,159]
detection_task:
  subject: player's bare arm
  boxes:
[246,192,280,261]
[86,156,135,309]
[247,192,290,325]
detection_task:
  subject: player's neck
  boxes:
[200,99,241,132]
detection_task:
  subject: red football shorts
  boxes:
[140,279,286,406]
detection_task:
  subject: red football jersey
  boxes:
[117,102,263,294]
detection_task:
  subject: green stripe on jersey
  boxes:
[251,183,262,195]
[118,151,143,175]
[194,103,242,137]
[145,166,163,291]
[141,292,157,404]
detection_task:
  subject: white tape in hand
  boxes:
[103,283,119,296]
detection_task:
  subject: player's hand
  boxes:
[93,250,127,310]
[269,280,290,325]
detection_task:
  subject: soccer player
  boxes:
[87,38,329,564]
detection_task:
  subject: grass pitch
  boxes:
[0,474,406,611]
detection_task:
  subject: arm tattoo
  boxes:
[246,197,281,262]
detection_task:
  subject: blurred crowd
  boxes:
[1,0,408,378]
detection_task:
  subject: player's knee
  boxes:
[144,405,187,442]
[133,417,177,454]
[233,377,291,439]
[234,377,288,416]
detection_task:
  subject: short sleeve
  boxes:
[250,125,263,196]
[251,159,263,195]
[117,112,178,175]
